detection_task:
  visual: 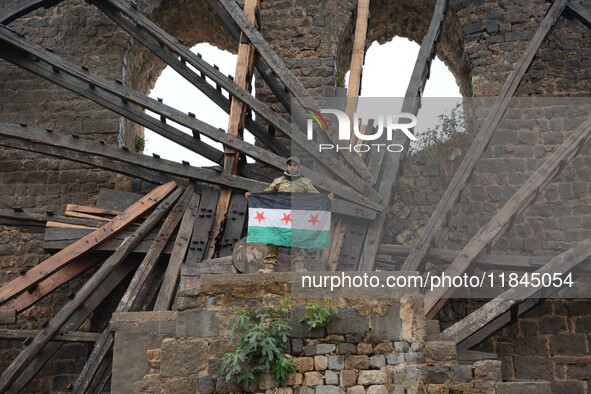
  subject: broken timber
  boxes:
[440,234,591,345]
[424,114,591,319]
[402,0,569,272]
[0,181,177,306]
[358,0,448,271]
[0,329,100,342]
[0,185,182,393]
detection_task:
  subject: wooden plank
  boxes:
[209,0,376,182]
[117,186,194,313]
[46,221,97,230]
[0,0,64,25]
[185,189,220,263]
[154,192,199,311]
[439,234,591,345]
[95,0,381,205]
[358,0,449,272]
[424,114,591,319]
[0,256,102,314]
[0,208,106,229]
[402,0,569,273]
[0,187,182,392]
[335,219,369,272]
[91,0,288,160]
[0,329,100,342]
[0,181,176,306]
[0,123,266,191]
[218,193,248,257]
[3,255,140,393]
[71,329,113,394]
[0,309,15,324]
[67,204,124,217]
[566,1,591,29]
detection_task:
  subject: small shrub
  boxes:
[300,298,338,331]
[220,301,295,388]
[134,136,147,153]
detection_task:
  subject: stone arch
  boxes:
[335,0,472,97]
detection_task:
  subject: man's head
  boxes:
[285,156,301,175]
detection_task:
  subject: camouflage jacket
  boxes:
[264,174,319,193]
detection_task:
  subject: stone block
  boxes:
[424,341,456,363]
[326,308,369,335]
[290,306,325,338]
[473,360,502,381]
[340,369,358,387]
[294,388,315,394]
[315,355,328,370]
[393,341,410,353]
[370,302,402,341]
[315,385,345,394]
[146,348,161,369]
[551,380,585,394]
[337,343,357,355]
[292,339,304,355]
[386,352,405,365]
[196,377,215,394]
[328,355,345,370]
[514,357,553,379]
[366,386,389,394]
[514,336,547,356]
[287,373,304,386]
[346,386,366,394]
[550,334,587,355]
[404,352,424,363]
[133,379,162,394]
[373,342,393,354]
[325,369,339,385]
[357,342,373,355]
[422,366,449,384]
[345,355,370,370]
[294,357,315,372]
[162,377,196,394]
[369,354,385,369]
[496,382,552,394]
[304,371,324,386]
[357,370,386,385]
[160,338,207,378]
[175,310,220,338]
[259,373,277,390]
[451,365,473,382]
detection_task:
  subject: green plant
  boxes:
[300,298,338,331]
[134,136,147,153]
[413,102,468,155]
[220,301,295,388]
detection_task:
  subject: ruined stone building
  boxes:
[0,0,591,392]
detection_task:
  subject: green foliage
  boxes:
[220,301,295,388]
[413,102,468,155]
[134,136,147,153]
[300,298,338,331]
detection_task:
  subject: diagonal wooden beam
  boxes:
[0,122,265,190]
[96,0,380,203]
[0,329,101,342]
[440,234,591,345]
[424,114,591,319]
[0,30,381,211]
[565,1,591,29]
[0,181,176,306]
[357,0,449,271]
[92,0,289,158]
[402,0,568,272]
[0,185,182,392]
[0,0,64,25]
[210,0,376,182]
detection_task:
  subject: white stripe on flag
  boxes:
[248,208,331,231]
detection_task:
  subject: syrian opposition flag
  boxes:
[246,192,331,249]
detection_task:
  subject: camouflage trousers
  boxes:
[264,244,305,266]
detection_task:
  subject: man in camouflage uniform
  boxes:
[245,156,333,273]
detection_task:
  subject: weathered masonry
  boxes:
[1,0,591,392]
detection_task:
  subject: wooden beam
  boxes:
[0,329,100,342]
[0,0,64,25]
[376,244,591,272]
[154,192,199,310]
[0,36,380,212]
[566,1,591,29]
[358,0,449,271]
[0,256,102,314]
[95,0,381,204]
[0,122,266,191]
[0,181,176,306]
[402,0,568,272]
[210,0,375,182]
[0,309,15,324]
[0,186,182,392]
[424,114,591,319]
[0,208,106,229]
[206,0,259,260]
[91,0,289,159]
[440,234,591,345]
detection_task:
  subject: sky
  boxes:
[144,37,462,166]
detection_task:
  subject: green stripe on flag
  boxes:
[247,226,330,249]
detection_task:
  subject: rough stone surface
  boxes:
[325,369,339,385]
[424,341,457,362]
[326,308,369,335]
[160,338,208,378]
[304,371,324,387]
[422,366,449,384]
[357,370,387,385]
[315,385,345,394]
[369,354,386,369]
[340,369,358,387]
[328,355,345,370]
[473,360,502,381]
[496,382,552,394]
